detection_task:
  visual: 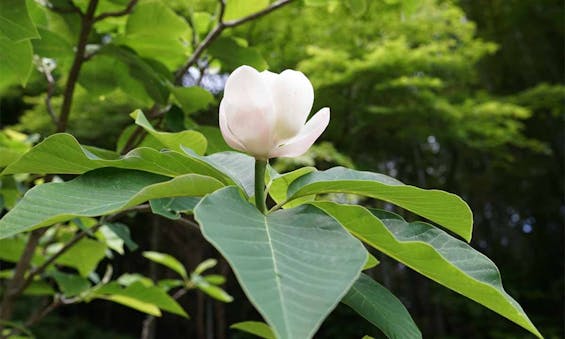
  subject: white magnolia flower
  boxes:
[219,65,330,160]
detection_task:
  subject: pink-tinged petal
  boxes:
[219,101,247,153]
[221,66,276,158]
[270,107,330,158]
[265,69,314,143]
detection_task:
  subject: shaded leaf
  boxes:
[342,273,421,338]
[51,271,91,297]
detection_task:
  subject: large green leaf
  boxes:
[313,202,542,338]
[342,273,421,339]
[0,0,39,41]
[0,168,224,239]
[1,134,229,183]
[119,0,192,69]
[130,110,207,155]
[194,187,366,339]
[0,37,33,88]
[288,167,473,241]
[99,45,171,104]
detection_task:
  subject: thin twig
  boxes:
[24,298,62,327]
[94,0,138,21]
[56,0,99,133]
[44,68,57,126]
[20,204,151,293]
[141,288,188,339]
[174,0,294,84]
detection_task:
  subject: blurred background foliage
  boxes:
[0,0,563,338]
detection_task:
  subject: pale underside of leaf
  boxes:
[195,187,367,339]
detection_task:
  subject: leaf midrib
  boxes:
[263,215,291,338]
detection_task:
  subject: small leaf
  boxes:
[204,274,226,285]
[192,274,233,302]
[130,110,207,155]
[231,321,275,339]
[193,259,217,275]
[101,294,161,317]
[143,251,188,280]
[94,281,188,317]
[363,253,379,270]
[51,271,91,297]
[342,273,421,338]
[105,222,138,252]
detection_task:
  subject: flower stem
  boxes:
[254,159,267,214]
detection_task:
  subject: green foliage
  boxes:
[195,186,367,338]
[314,202,541,338]
[0,0,554,338]
[231,321,275,339]
[342,273,421,338]
[287,167,473,241]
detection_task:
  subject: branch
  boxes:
[22,204,151,289]
[174,0,294,84]
[22,224,103,291]
[0,229,46,323]
[94,0,138,22]
[56,0,99,133]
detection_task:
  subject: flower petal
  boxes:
[221,66,276,158]
[270,107,330,158]
[219,100,247,153]
[265,69,314,142]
